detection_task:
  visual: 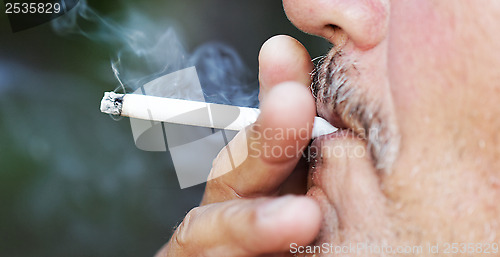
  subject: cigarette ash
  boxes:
[100,92,124,116]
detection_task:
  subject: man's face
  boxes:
[284,0,500,253]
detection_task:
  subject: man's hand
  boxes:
[156,35,322,257]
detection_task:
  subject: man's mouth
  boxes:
[310,47,400,171]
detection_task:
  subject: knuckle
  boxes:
[205,178,241,203]
[208,148,235,181]
[173,207,200,249]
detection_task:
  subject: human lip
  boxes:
[312,48,362,133]
[305,131,360,249]
[305,184,332,241]
[307,129,358,192]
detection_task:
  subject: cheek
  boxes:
[386,0,462,156]
[385,0,468,188]
[387,0,456,113]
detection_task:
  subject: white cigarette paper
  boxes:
[100,92,337,138]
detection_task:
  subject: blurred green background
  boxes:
[0,0,328,256]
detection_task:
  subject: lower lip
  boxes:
[305,129,368,248]
[307,185,328,204]
[306,185,330,225]
[306,185,336,246]
[307,129,358,185]
[306,128,359,205]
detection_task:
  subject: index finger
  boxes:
[202,81,315,204]
[201,35,316,205]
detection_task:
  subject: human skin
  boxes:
[158,0,500,256]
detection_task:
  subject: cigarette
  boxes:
[100,92,337,138]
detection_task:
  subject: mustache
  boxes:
[310,49,400,171]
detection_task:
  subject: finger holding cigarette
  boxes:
[205,35,326,202]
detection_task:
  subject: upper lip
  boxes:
[312,51,359,133]
[319,108,349,130]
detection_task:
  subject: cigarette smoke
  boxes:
[50,0,259,189]
[52,0,258,107]
[0,1,261,255]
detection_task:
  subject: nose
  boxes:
[283,0,389,50]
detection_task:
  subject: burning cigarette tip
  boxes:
[100,92,124,116]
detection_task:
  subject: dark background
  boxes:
[0,0,329,256]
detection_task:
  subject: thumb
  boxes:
[258,35,313,102]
